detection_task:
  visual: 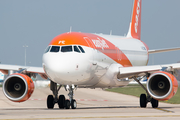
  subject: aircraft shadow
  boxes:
[1,106,178,111]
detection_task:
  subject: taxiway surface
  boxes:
[0,87,180,120]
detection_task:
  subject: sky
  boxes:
[0,0,180,67]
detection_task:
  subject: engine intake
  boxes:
[3,73,34,102]
[147,71,178,100]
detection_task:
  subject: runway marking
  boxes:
[76,99,108,101]
[26,99,174,113]
[155,108,174,113]
[28,98,108,102]
[1,115,180,120]
[28,98,46,101]
[77,102,128,108]
[78,103,175,113]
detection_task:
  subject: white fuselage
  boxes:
[42,33,148,88]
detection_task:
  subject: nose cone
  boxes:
[42,53,90,85]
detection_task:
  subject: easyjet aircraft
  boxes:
[1,0,180,109]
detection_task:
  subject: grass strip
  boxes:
[106,85,180,104]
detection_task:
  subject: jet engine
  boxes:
[3,73,34,102]
[147,71,178,101]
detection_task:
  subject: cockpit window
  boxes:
[61,46,72,52]
[50,46,60,52]
[74,46,80,53]
[44,46,51,53]
[46,45,84,53]
[78,46,85,53]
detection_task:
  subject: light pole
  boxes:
[23,45,28,66]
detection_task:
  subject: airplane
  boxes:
[1,0,180,109]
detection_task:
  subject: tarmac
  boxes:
[0,86,180,120]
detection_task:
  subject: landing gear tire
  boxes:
[151,98,159,108]
[65,100,70,109]
[71,99,77,109]
[47,95,54,109]
[140,94,147,108]
[58,95,65,109]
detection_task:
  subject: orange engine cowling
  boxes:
[147,71,178,101]
[3,73,34,102]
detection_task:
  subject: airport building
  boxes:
[0,71,4,83]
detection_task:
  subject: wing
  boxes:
[118,63,180,79]
[148,47,180,54]
[0,64,48,79]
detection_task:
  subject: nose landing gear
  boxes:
[67,85,77,109]
[47,81,77,109]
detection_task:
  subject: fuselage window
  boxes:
[44,46,51,53]
[78,46,85,53]
[74,46,81,53]
[50,46,60,52]
[61,46,72,52]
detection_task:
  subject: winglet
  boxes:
[127,0,141,40]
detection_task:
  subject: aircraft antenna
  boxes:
[23,44,28,66]
[70,26,72,33]
[110,30,112,35]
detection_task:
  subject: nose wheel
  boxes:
[71,99,77,109]
[47,81,77,109]
[67,85,77,109]
[65,100,70,109]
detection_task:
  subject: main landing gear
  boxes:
[140,93,158,108]
[134,77,159,108]
[47,81,77,109]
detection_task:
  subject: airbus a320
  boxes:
[1,0,180,109]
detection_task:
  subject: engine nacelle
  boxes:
[3,73,34,102]
[147,71,178,101]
